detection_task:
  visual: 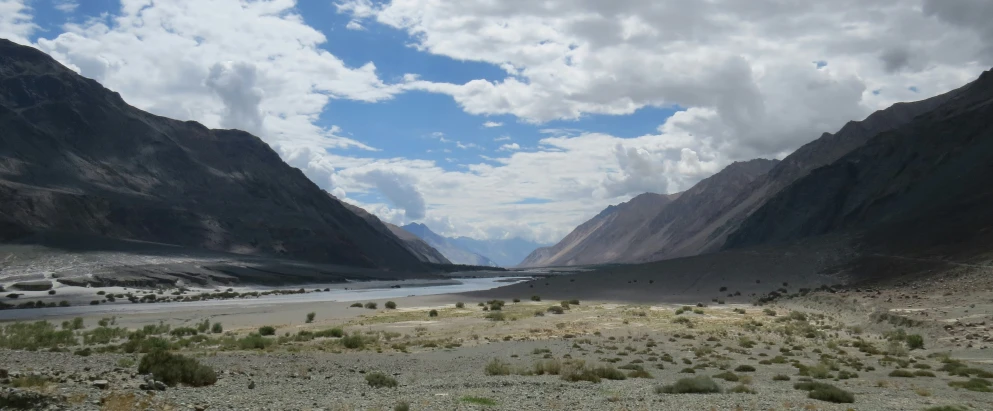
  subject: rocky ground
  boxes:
[2,263,993,411]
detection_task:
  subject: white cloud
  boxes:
[482,121,503,127]
[498,143,520,151]
[345,20,365,31]
[53,0,79,13]
[0,0,36,45]
[456,141,480,150]
[494,136,511,141]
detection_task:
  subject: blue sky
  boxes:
[3,0,987,243]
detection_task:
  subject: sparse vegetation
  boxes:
[306,312,316,323]
[429,309,439,317]
[365,372,398,388]
[259,326,276,336]
[657,376,721,394]
[365,302,378,309]
[138,349,217,387]
[794,382,854,403]
[385,301,397,309]
[485,358,512,376]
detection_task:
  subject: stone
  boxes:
[92,380,109,389]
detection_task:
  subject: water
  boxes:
[0,276,530,321]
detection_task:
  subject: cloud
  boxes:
[345,20,365,31]
[482,121,503,127]
[494,136,511,141]
[348,169,427,220]
[0,0,36,45]
[456,141,480,150]
[205,61,265,135]
[53,0,78,13]
[498,143,520,151]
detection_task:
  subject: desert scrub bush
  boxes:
[533,358,562,375]
[384,301,397,309]
[763,308,777,316]
[455,302,465,308]
[138,349,217,387]
[211,322,223,334]
[429,309,439,317]
[485,312,505,321]
[73,347,92,356]
[365,372,398,388]
[593,365,626,380]
[915,370,936,377]
[306,312,316,323]
[315,327,344,338]
[628,369,653,378]
[889,369,915,378]
[531,295,541,301]
[773,374,790,381]
[258,326,276,336]
[237,333,274,350]
[560,361,601,383]
[341,334,366,349]
[713,371,739,382]
[394,402,410,411]
[349,302,363,307]
[906,334,924,350]
[793,382,854,403]
[547,306,564,314]
[0,320,77,350]
[923,406,968,411]
[657,376,721,394]
[947,378,992,392]
[485,358,512,376]
[734,365,756,372]
[560,301,570,309]
[679,367,696,373]
[731,384,756,394]
[365,302,377,309]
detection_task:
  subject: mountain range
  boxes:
[0,38,426,272]
[520,69,985,268]
[400,223,497,267]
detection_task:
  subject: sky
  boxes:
[1,0,991,244]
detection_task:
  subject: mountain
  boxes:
[0,39,426,271]
[401,223,497,266]
[725,69,993,261]
[518,192,680,267]
[519,75,967,268]
[339,202,451,264]
[449,236,548,267]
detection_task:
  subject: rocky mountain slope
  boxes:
[520,73,968,268]
[0,39,426,271]
[726,69,993,261]
[401,223,497,266]
[339,202,451,265]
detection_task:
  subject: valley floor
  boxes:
[3,263,993,411]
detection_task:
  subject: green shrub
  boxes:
[11,374,49,388]
[394,402,410,411]
[365,302,377,309]
[657,376,721,394]
[794,382,854,403]
[628,369,653,378]
[237,334,273,350]
[594,366,626,380]
[385,301,397,309]
[306,312,316,323]
[713,371,739,382]
[341,334,365,349]
[560,361,602,383]
[455,302,465,308]
[429,309,439,317]
[258,326,276,336]
[905,334,924,349]
[947,378,992,392]
[211,323,223,333]
[485,312,505,321]
[138,349,217,387]
[485,358,512,376]
[915,370,936,377]
[350,302,363,307]
[734,365,756,372]
[731,384,756,394]
[534,359,562,375]
[531,295,541,301]
[365,372,398,388]
[889,369,915,378]
[773,374,790,381]
[73,347,92,356]
[547,306,564,314]
[315,327,344,338]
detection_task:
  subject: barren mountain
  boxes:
[339,202,451,265]
[401,223,497,266]
[520,73,967,268]
[726,69,993,263]
[449,236,548,267]
[0,39,426,271]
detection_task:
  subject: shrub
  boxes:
[211,322,223,333]
[315,327,344,338]
[341,334,365,349]
[365,372,398,388]
[350,302,363,307]
[657,376,721,394]
[11,374,50,388]
[258,326,276,336]
[628,369,653,378]
[906,334,924,350]
[59,300,70,307]
[594,366,626,380]
[531,295,541,301]
[429,309,439,317]
[513,298,521,303]
[731,384,756,394]
[889,369,915,378]
[534,359,562,375]
[365,302,377,309]
[485,358,511,376]
[773,374,790,381]
[547,306,564,314]
[734,365,756,372]
[394,402,410,411]
[455,302,465,308]
[237,334,273,350]
[794,382,854,403]
[385,301,397,309]
[560,301,570,309]
[915,370,937,377]
[713,371,739,381]
[923,407,968,411]
[560,361,602,383]
[485,312,505,321]
[947,378,992,392]
[306,312,316,323]
[138,349,217,387]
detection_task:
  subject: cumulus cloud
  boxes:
[0,0,36,45]
[205,61,265,135]
[498,143,520,151]
[482,121,503,127]
[349,169,427,220]
[53,0,79,13]
[345,20,365,31]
